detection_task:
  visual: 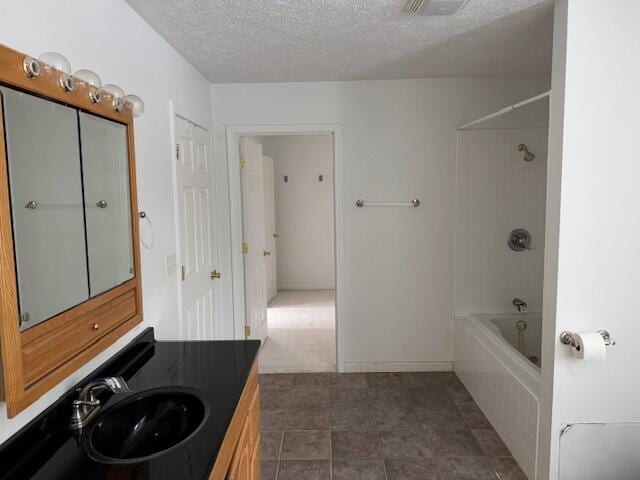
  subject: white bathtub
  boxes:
[455,313,541,479]
[481,313,542,370]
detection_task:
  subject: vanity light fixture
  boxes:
[124,94,145,117]
[22,56,40,78]
[38,52,75,92]
[74,69,102,103]
[20,51,144,115]
[102,84,125,112]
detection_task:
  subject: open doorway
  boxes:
[238,133,336,373]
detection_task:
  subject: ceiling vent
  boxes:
[405,0,470,16]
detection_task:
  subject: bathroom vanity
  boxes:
[0,328,261,479]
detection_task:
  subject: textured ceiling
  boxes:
[125,0,554,83]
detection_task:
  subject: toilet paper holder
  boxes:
[560,330,616,348]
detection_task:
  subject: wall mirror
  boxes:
[0,44,142,417]
[2,89,135,331]
[79,112,134,298]
[2,87,90,330]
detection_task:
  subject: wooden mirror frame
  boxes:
[0,44,143,417]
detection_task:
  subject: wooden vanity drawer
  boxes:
[21,287,138,386]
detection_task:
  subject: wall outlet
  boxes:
[165,253,178,277]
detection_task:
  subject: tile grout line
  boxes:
[273,390,288,480]
[274,429,284,480]
[366,377,390,480]
[329,373,334,480]
[328,407,333,480]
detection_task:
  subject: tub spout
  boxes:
[513,298,528,313]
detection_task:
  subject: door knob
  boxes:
[210,270,221,280]
[263,250,271,257]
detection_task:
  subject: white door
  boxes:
[175,116,218,340]
[240,138,268,342]
[262,155,278,302]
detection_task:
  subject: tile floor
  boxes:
[260,291,336,373]
[259,372,527,480]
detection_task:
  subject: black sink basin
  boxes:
[84,387,208,464]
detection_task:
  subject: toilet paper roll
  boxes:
[571,332,607,360]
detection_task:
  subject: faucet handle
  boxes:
[73,398,100,408]
[104,377,131,394]
[83,377,132,402]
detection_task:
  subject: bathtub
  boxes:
[454,313,541,479]
[481,313,542,369]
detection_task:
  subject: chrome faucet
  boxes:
[513,298,528,313]
[69,377,131,430]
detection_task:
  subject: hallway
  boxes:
[259,290,336,373]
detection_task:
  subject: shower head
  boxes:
[518,143,535,162]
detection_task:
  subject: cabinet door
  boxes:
[249,439,260,480]
[246,387,260,480]
[79,112,134,297]
[227,419,252,480]
[1,87,89,330]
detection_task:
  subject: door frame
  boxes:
[261,154,277,302]
[169,101,222,339]
[225,123,344,372]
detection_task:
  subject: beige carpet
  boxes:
[259,290,336,373]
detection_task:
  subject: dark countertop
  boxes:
[0,328,261,480]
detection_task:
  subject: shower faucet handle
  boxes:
[508,229,531,252]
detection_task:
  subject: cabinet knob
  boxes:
[210,270,221,280]
[92,323,100,331]
[263,250,271,257]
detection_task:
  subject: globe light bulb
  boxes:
[124,94,145,117]
[38,52,71,74]
[74,69,102,88]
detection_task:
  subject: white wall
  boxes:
[539,1,640,478]
[262,134,335,291]
[456,128,548,315]
[211,77,549,371]
[0,0,211,442]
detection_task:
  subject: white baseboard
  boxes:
[257,361,453,374]
[277,286,336,292]
[258,365,336,374]
[342,361,454,373]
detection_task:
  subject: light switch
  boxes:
[165,253,178,276]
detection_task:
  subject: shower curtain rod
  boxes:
[457,90,551,130]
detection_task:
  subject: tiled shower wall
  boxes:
[455,128,548,314]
